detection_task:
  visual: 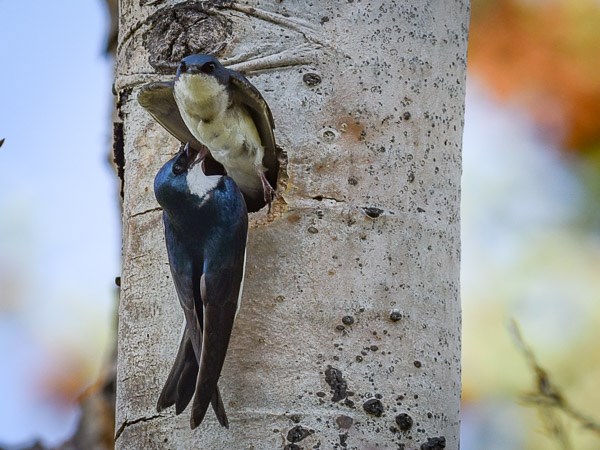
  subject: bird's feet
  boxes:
[259,171,276,212]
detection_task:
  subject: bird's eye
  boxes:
[201,62,216,74]
[173,160,186,175]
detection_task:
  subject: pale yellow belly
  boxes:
[192,109,265,192]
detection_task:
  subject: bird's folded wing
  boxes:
[228,72,279,187]
[138,81,206,151]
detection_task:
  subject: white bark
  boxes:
[115,1,468,449]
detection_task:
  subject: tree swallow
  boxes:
[154,144,248,429]
[139,54,278,212]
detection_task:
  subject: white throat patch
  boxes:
[174,74,228,121]
[186,163,220,199]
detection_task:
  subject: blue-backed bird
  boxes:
[139,54,278,212]
[154,144,248,429]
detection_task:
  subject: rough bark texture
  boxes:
[115,1,468,449]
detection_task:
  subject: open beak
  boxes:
[184,143,200,168]
[173,143,201,175]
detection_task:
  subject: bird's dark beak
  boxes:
[173,143,200,175]
[185,144,200,166]
[175,61,184,79]
[176,60,201,79]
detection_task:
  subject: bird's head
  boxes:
[175,54,228,84]
[172,144,200,176]
[154,144,199,205]
[155,144,221,213]
[174,54,230,120]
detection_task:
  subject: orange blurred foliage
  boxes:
[469,0,600,151]
[36,351,95,408]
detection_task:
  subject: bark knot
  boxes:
[144,1,233,73]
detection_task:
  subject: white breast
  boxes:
[186,162,220,199]
[173,74,228,122]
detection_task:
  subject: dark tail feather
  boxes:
[190,301,235,430]
[176,344,228,426]
[211,387,229,428]
[157,324,229,427]
[174,340,198,414]
[157,326,192,412]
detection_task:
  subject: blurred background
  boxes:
[0,1,118,448]
[1,0,599,449]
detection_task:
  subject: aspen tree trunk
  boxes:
[115,1,468,449]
